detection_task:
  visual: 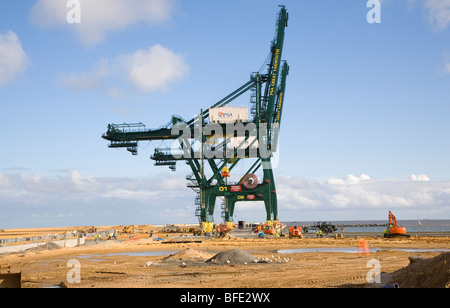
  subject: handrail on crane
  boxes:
[106,122,146,134]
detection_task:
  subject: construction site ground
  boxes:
[0,225,449,288]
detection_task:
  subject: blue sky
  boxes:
[1,0,450,228]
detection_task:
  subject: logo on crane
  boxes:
[218,112,233,118]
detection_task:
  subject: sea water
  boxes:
[278,248,450,254]
[285,220,450,233]
[77,250,179,261]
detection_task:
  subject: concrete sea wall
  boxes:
[0,237,85,254]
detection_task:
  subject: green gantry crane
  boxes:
[102,6,289,233]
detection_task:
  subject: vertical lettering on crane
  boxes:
[269,49,280,97]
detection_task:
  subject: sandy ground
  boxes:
[1,227,449,288]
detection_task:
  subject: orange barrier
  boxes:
[125,236,142,242]
[357,239,370,256]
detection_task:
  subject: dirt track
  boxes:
[1,230,449,288]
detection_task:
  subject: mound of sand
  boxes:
[392,252,450,288]
[205,249,257,265]
[25,242,61,253]
[163,248,215,261]
[218,233,235,240]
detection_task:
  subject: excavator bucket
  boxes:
[0,271,22,288]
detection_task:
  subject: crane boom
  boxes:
[263,6,288,125]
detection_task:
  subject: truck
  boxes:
[162,224,182,233]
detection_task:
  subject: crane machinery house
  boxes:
[209,107,249,124]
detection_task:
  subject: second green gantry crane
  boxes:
[102,6,289,232]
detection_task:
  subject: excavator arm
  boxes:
[388,210,398,227]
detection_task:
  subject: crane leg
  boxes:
[262,158,278,225]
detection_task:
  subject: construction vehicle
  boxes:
[192,227,204,236]
[162,224,181,233]
[215,223,232,237]
[102,6,289,231]
[314,222,337,235]
[288,225,302,239]
[259,221,283,236]
[122,226,132,234]
[385,210,410,238]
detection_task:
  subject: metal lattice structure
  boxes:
[102,6,289,232]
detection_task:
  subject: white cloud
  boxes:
[102,189,159,202]
[120,45,189,92]
[0,173,11,189]
[0,30,29,85]
[407,1,450,72]
[444,62,450,73]
[424,0,450,31]
[1,171,449,227]
[276,174,448,216]
[327,174,371,185]
[58,44,189,94]
[409,174,430,181]
[30,0,177,46]
[0,170,189,202]
[57,58,111,92]
[441,50,450,74]
[70,170,98,191]
[407,0,450,30]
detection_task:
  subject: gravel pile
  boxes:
[205,249,258,265]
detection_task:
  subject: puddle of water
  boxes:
[378,248,450,253]
[76,247,450,261]
[278,248,450,254]
[83,259,104,262]
[279,247,369,254]
[77,250,179,260]
[105,250,180,257]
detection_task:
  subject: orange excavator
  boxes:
[288,225,302,239]
[385,210,410,238]
[215,223,232,237]
[263,222,283,236]
[253,221,283,237]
